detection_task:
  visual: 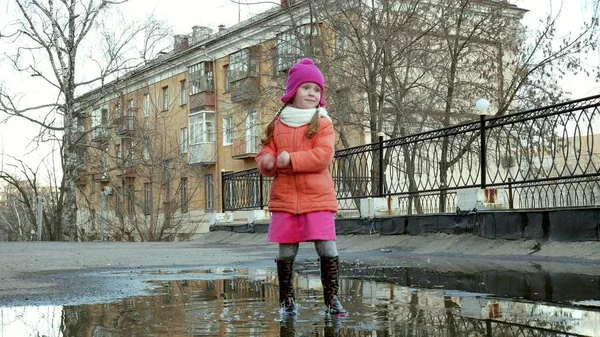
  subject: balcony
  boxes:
[77,174,89,186]
[115,116,136,136]
[189,142,216,165]
[74,131,88,145]
[91,126,108,142]
[116,158,136,177]
[232,136,259,159]
[76,147,87,172]
[93,172,110,183]
[190,92,215,110]
[231,77,260,103]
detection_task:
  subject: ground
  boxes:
[1,232,600,307]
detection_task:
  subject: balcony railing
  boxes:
[74,131,88,145]
[231,77,260,103]
[189,142,216,165]
[232,135,258,159]
[116,116,136,136]
[91,126,108,142]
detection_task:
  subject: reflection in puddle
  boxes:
[1,267,598,336]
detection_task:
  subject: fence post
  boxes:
[36,196,43,241]
[259,173,264,209]
[508,178,514,209]
[100,190,106,241]
[221,170,226,212]
[378,132,384,197]
[480,114,487,188]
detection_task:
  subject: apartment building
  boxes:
[75,0,372,240]
[75,0,526,240]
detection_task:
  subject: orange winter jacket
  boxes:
[256,117,337,214]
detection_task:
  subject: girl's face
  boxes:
[292,82,321,109]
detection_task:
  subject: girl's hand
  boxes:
[277,151,291,168]
[261,154,276,171]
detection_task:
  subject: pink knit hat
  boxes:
[280,58,327,107]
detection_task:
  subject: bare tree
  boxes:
[300,0,599,212]
[0,154,60,240]
[0,0,171,240]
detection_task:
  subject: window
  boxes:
[115,103,122,118]
[142,136,151,161]
[163,161,171,185]
[122,139,134,167]
[189,62,214,94]
[229,49,258,82]
[144,183,152,215]
[116,144,122,167]
[91,108,108,139]
[128,99,135,113]
[144,93,150,117]
[115,186,123,218]
[246,111,258,153]
[162,86,169,111]
[127,183,135,217]
[205,174,214,210]
[102,150,109,178]
[224,65,231,92]
[223,116,233,146]
[181,177,188,213]
[180,127,188,153]
[335,24,349,56]
[276,24,321,72]
[189,111,216,144]
[180,80,188,105]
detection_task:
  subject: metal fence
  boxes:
[223,94,600,213]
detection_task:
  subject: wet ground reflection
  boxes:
[1,266,599,336]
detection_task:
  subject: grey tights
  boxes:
[278,241,338,259]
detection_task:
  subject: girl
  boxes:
[256,58,347,317]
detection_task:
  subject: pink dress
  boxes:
[267,211,336,244]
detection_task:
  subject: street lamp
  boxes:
[476,98,490,188]
[476,98,490,115]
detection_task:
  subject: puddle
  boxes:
[1,267,599,336]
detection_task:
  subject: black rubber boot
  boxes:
[277,258,297,316]
[320,256,348,316]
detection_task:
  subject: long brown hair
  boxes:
[261,106,321,145]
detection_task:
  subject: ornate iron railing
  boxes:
[223,94,600,213]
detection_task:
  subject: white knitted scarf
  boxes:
[279,106,331,127]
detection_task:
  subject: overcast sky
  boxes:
[0,0,598,180]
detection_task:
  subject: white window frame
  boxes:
[276,24,321,72]
[115,102,122,119]
[223,116,233,146]
[189,62,214,94]
[246,111,258,153]
[224,65,231,92]
[180,127,188,154]
[91,108,108,139]
[128,99,134,114]
[142,136,151,161]
[229,49,257,82]
[180,80,187,105]
[162,86,169,111]
[144,183,152,215]
[189,110,216,145]
[102,150,109,178]
[144,93,150,117]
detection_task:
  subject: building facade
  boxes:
[75,0,526,241]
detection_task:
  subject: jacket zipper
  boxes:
[293,128,299,214]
